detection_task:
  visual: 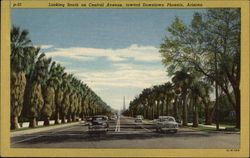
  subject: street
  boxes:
[11,116,240,148]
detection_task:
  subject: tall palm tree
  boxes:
[10,26,35,129]
[163,82,174,116]
[172,69,193,126]
[189,81,203,127]
[61,73,73,123]
[152,85,161,118]
[53,64,65,124]
[25,53,51,127]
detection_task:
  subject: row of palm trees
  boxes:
[10,26,111,130]
[127,69,216,127]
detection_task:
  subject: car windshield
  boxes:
[159,117,175,122]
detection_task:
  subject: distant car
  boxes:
[135,115,143,123]
[88,115,109,133]
[108,116,117,122]
[153,116,178,133]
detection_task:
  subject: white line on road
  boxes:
[115,116,120,132]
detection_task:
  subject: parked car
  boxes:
[88,115,109,133]
[153,116,178,133]
[135,115,143,123]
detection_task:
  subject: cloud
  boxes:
[77,68,169,89]
[45,44,161,62]
[35,45,54,49]
[43,44,170,110]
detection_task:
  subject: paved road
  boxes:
[11,116,240,148]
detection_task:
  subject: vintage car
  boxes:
[135,115,143,122]
[108,115,117,122]
[153,116,178,133]
[88,115,109,133]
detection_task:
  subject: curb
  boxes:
[11,121,85,137]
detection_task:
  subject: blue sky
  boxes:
[11,9,201,110]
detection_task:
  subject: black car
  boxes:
[88,115,109,133]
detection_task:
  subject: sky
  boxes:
[11,9,202,110]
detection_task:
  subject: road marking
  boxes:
[115,116,120,132]
[131,118,154,132]
[137,123,154,132]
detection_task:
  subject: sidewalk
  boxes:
[187,123,226,129]
[11,121,85,137]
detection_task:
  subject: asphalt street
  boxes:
[11,116,240,148]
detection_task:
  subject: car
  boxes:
[108,115,117,122]
[85,116,93,125]
[135,115,143,123]
[153,116,178,133]
[88,115,109,133]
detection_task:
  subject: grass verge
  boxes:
[10,121,83,132]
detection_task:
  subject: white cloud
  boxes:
[76,66,170,106]
[43,44,170,110]
[45,44,161,62]
[35,45,54,49]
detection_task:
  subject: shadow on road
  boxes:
[15,128,212,146]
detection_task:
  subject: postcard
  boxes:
[0,0,249,157]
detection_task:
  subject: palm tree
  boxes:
[53,64,65,124]
[25,53,51,127]
[172,69,193,126]
[80,85,90,120]
[152,85,161,118]
[189,81,203,127]
[163,82,174,116]
[61,73,73,123]
[10,26,35,129]
[42,79,55,126]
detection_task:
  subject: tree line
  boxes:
[125,9,240,129]
[11,26,112,130]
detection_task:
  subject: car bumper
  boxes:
[160,128,178,131]
[135,120,142,122]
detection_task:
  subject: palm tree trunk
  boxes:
[165,99,169,116]
[67,113,72,122]
[11,116,19,130]
[72,113,76,122]
[152,106,154,119]
[44,117,50,126]
[81,112,85,120]
[157,100,160,117]
[161,100,164,116]
[62,114,66,123]
[55,110,60,124]
[29,117,37,128]
[174,96,179,120]
[182,94,188,126]
[193,97,199,127]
